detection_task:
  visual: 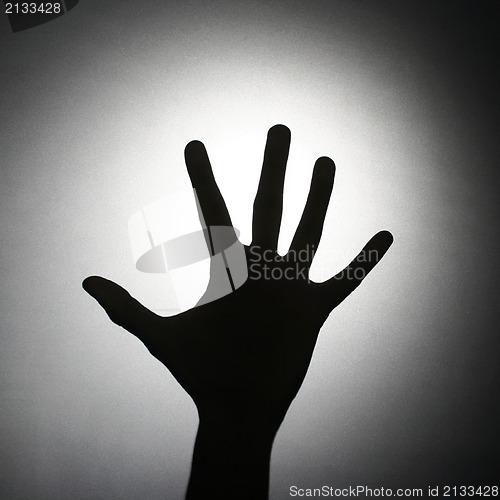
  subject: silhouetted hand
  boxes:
[83,125,393,499]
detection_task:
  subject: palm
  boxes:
[83,125,392,430]
[156,278,318,422]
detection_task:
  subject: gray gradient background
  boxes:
[1,1,499,498]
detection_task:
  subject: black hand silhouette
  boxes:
[83,125,393,499]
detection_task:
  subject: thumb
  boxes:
[83,276,160,343]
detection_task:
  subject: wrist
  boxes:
[186,408,279,499]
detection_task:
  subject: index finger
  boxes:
[184,140,233,230]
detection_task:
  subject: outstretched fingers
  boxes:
[184,140,233,230]
[289,156,335,263]
[318,230,394,310]
[251,125,291,251]
[82,276,162,346]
